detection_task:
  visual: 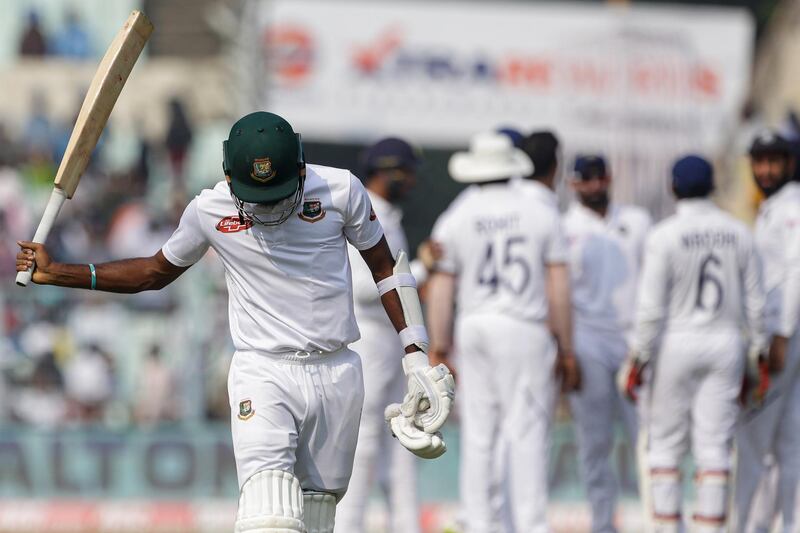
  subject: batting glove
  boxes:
[617,352,648,403]
[384,351,455,458]
[740,344,770,406]
[384,400,447,459]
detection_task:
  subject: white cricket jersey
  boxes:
[632,199,766,356]
[564,202,651,334]
[432,180,567,322]
[162,164,384,354]
[754,181,800,337]
[348,191,409,321]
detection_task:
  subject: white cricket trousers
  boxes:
[734,331,800,533]
[456,314,557,533]
[228,348,364,499]
[643,328,744,532]
[569,327,637,533]
[335,319,420,533]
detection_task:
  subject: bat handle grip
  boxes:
[16,187,68,287]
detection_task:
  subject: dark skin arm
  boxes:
[16,241,189,292]
[359,236,418,355]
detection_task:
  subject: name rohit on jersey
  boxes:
[681,230,737,249]
[475,214,520,234]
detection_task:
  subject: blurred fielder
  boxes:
[16,111,454,533]
[426,131,578,533]
[564,155,651,533]
[337,138,421,533]
[620,155,767,533]
[734,131,800,533]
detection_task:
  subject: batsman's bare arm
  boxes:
[359,236,418,355]
[16,242,188,292]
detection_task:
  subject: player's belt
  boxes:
[237,347,348,364]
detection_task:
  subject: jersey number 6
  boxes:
[695,252,723,312]
[477,235,531,294]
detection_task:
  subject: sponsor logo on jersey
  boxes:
[251,158,277,183]
[238,399,255,421]
[369,206,377,221]
[298,198,326,222]
[216,216,254,233]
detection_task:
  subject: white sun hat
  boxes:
[448,131,534,183]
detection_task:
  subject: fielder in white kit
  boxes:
[620,155,767,533]
[426,131,578,533]
[16,112,455,533]
[337,138,421,533]
[734,130,800,533]
[564,155,651,533]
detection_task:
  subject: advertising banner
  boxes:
[251,0,751,146]
[243,0,753,216]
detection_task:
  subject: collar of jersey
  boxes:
[575,201,617,224]
[367,190,402,223]
[763,181,800,210]
[676,198,715,215]
[519,179,557,206]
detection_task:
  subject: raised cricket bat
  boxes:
[16,11,153,287]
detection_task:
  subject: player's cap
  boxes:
[448,131,533,183]
[749,130,792,156]
[672,155,714,198]
[223,111,304,204]
[495,127,525,149]
[521,130,559,178]
[362,137,420,175]
[573,155,608,180]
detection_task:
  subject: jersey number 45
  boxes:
[477,235,531,295]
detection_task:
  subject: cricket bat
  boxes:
[16,10,153,287]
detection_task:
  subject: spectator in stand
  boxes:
[0,210,21,277]
[63,344,115,423]
[10,354,68,429]
[19,10,47,57]
[134,345,178,426]
[52,9,91,60]
[165,97,193,182]
[0,122,19,168]
[22,92,53,158]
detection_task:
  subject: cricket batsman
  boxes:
[15,111,455,533]
[620,155,767,533]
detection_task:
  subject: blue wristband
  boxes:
[88,263,96,290]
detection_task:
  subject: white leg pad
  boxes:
[693,470,729,533]
[651,468,681,531]
[235,470,305,532]
[303,492,336,533]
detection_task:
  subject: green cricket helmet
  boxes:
[223,111,305,225]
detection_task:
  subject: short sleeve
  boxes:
[161,198,211,267]
[344,173,384,250]
[431,210,459,274]
[544,215,568,264]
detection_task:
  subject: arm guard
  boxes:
[376,250,429,352]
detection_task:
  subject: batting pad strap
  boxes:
[400,326,429,352]
[235,470,305,532]
[302,491,336,533]
[376,273,417,296]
